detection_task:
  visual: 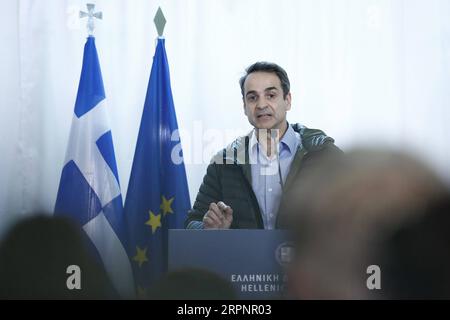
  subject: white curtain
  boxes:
[1,0,449,235]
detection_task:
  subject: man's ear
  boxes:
[243,99,248,115]
[285,92,292,111]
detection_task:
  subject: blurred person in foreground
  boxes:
[0,214,117,299]
[283,150,450,299]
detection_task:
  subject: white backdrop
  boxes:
[1,0,449,235]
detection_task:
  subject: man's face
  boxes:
[243,71,291,132]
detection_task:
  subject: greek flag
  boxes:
[54,36,134,298]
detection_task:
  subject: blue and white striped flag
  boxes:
[54,36,134,298]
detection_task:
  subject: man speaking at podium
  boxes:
[185,62,341,229]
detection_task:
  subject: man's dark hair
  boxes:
[239,62,291,99]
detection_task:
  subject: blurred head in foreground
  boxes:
[0,214,116,299]
[148,267,237,300]
[284,149,450,299]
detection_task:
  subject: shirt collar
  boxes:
[249,122,299,157]
[280,123,298,155]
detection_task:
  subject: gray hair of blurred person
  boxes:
[284,149,449,299]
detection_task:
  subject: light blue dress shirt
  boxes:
[249,125,301,229]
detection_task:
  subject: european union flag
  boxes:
[124,38,191,297]
[54,36,134,298]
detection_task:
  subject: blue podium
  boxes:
[168,229,292,299]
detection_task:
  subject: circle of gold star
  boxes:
[160,195,174,217]
[145,210,162,234]
[132,246,149,268]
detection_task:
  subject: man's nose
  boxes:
[256,97,269,109]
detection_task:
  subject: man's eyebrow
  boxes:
[246,87,279,97]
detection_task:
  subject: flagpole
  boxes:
[124,6,191,296]
[55,3,135,298]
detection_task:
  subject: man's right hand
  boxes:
[203,201,233,229]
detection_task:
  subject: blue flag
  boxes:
[124,38,191,297]
[54,36,134,298]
